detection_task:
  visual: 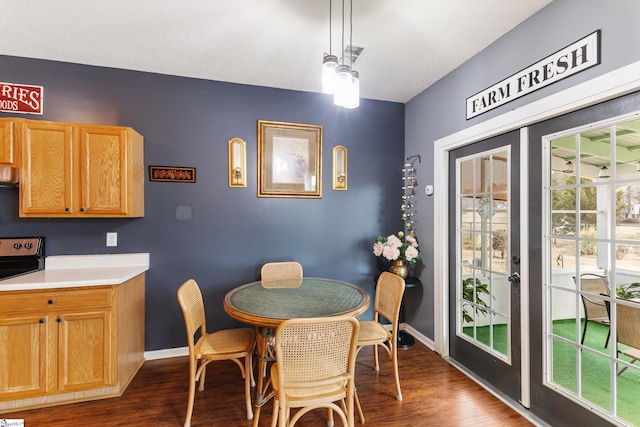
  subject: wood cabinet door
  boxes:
[20,121,74,215]
[57,310,114,392]
[0,119,16,165]
[77,126,130,215]
[0,314,50,399]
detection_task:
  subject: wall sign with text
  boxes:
[0,82,43,115]
[466,30,600,120]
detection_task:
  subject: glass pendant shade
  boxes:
[598,165,610,179]
[343,70,359,109]
[562,160,573,173]
[333,64,352,107]
[322,54,338,94]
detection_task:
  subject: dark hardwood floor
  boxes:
[5,340,533,426]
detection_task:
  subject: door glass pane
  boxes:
[546,115,640,426]
[457,148,510,360]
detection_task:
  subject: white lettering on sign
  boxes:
[0,82,43,114]
[466,31,600,119]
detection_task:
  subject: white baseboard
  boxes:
[144,346,188,360]
[403,324,435,351]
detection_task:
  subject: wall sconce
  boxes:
[332,145,347,190]
[598,165,610,179]
[228,138,247,188]
[563,160,574,173]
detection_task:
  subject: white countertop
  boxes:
[0,253,150,291]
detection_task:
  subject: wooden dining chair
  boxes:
[177,279,255,427]
[616,302,640,375]
[354,271,406,423]
[574,273,611,347]
[270,315,359,427]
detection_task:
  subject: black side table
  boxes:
[373,275,422,349]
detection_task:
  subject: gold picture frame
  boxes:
[257,120,322,198]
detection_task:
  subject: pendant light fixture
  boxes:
[343,0,359,109]
[322,0,359,108]
[322,0,338,94]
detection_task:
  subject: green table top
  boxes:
[224,277,370,328]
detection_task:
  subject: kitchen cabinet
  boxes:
[0,119,17,166]
[15,119,144,217]
[0,274,145,412]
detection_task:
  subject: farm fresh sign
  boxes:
[0,82,43,115]
[466,31,600,119]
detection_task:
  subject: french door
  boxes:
[448,130,522,403]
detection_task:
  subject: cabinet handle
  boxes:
[48,299,54,304]
[57,317,62,322]
[80,208,85,212]
[39,318,45,323]
[65,207,70,212]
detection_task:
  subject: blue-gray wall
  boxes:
[405,0,640,339]
[0,56,405,351]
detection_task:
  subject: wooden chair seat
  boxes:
[357,320,392,351]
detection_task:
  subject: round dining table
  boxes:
[223,277,370,427]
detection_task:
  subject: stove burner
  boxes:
[0,237,45,281]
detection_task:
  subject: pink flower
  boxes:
[405,246,419,261]
[386,234,402,248]
[383,246,400,261]
[373,242,384,257]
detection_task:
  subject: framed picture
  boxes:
[149,166,196,183]
[257,120,322,198]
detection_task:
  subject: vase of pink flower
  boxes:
[372,231,420,278]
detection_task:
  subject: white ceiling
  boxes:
[0,0,552,103]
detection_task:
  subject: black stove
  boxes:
[0,237,45,280]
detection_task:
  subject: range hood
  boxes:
[0,166,19,186]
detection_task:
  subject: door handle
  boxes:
[507,272,521,284]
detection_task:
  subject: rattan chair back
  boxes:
[261,261,303,288]
[374,271,406,325]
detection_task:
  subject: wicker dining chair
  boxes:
[574,273,611,347]
[354,271,406,423]
[616,302,640,375]
[177,279,255,427]
[270,316,359,427]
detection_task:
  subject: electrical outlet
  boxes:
[106,232,118,247]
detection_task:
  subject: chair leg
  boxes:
[581,318,588,345]
[605,328,611,348]
[354,389,365,424]
[327,407,334,427]
[244,354,254,420]
[184,361,198,427]
[270,396,278,427]
[198,363,206,392]
[391,344,402,401]
[373,344,380,371]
